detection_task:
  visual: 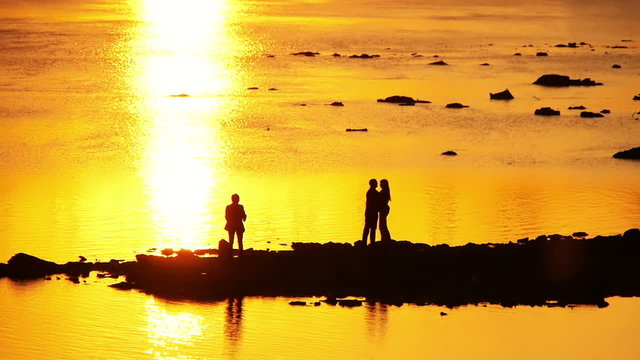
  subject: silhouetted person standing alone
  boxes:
[225,194,247,259]
[378,179,392,241]
[362,179,379,245]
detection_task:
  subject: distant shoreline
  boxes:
[1,229,639,308]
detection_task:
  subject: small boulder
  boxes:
[580,111,604,118]
[429,60,448,65]
[330,101,344,106]
[536,52,548,56]
[612,64,622,69]
[533,74,602,87]
[489,89,514,100]
[534,107,560,116]
[440,312,448,316]
[247,87,259,90]
[633,95,640,101]
[349,54,380,59]
[7,253,60,278]
[441,151,457,156]
[613,147,640,159]
[291,51,319,56]
[332,53,341,57]
[377,95,429,104]
[568,105,586,110]
[480,63,490,66]
[445,103,468,109]
[514,53,522,56]
[600,109,610,114]
[346,128,367,132]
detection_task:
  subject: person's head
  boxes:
[369,179,378,188]
[231,194,240,204]
[380,179,389,190]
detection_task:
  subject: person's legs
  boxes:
[237,231,244,256]
[379,209,390,241]
[362,223,370,242]
[228,231,235,259]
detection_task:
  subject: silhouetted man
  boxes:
[225,193,247,259]
[362,179,379,245]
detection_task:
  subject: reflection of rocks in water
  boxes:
[365,301,388,341]
[225,297,243,350]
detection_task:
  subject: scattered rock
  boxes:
[445,103,468,109]
[489,89,514,100]
[338,299,363,307]
[555,42,578,48]
[568,105,586,110]
[612,64,622,69]
[265,54,275,58]
[534,107,561,116]
[514,53,522,56]
[613,147,640,160]
[268,88,278,91]
[621,40,633,42]
[536,52,548,56]
[291,51,319,56]
[346,128,367,132]
[332,53,341,57]
[633,95,640,101]
[377,95,430,104]
[580,111,604,118]
[329,101,344,106]
[247,87,259,90]
[349,54,380,59]
[441,151,457,156]
[600,109,610,114]
[289,301,307,306]
[440,311,448,316]
[572,232,588,237]
[533,74,602,87]
[610,46,628,49]
[480,63,490,66]
[429,60,448,65]
[78,256,87,262]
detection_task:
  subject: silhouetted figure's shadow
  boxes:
[378,179,391,241]
[225,194,247,259]
[362,179,379,244]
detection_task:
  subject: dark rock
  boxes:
[265,54,275,58]
[349,54,380,59]
[600,109,610,114]
[398,103,415,106]
[480,63,490,66]
[338,299,363,307]
[536,52,548,56]
[514,53,522,56]
[580,111,604,118]
[555,42,577,48]
[289,301,307,306]
[429,60,448,65]
[346,128,368,132]
[377,95,430,104]
[613,147,640,159]
[489,89,514,100]
[445,103,468,109]
[330,102,344,106]
[7,253,61,279]
[332,53,341,57]
[109,281,135,290]
[291,51,319,56]
[247,87,259,90]
[323,297,338,306]
[314,302,321,306]
[610,46,628,49]
[441,151,457,156]
[534,107,560,116]
[568,105,586,110]
[68,275,80,284]
[612,64,622,69]
[440,312,448,316]
[268,88,278,91]
[78,256,87,262]
[623,229,640,239]
[633,95,640,101]
[533,74,603,87]
[572,232,588,237]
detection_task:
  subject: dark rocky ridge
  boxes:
[2,230,640,308]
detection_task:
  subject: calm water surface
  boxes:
[1,0,639,358]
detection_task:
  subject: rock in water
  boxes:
[428,60,448,65]
[445,103,468,109]
[580,111,604,118]
[441,151,458,156]
[7,253,60,278]
[613,147,640,160]
[534,107,561,116]
[533,74,603,87]
[489,89,514,100]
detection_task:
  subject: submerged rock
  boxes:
[568,105,586,110]
[514,53,522,56]
[600,109,611,114]
[612,64,622,69]
[6,253,61,279]
[441,151,458,156]
[377,96,430,104]
[533,74,603,87]
[534,107,560,116]
[329,101,344,106]
[613,147,640,160]
[346,128,367,132]
[349,54,380,59]
[489,89,514,100]
[445,103,468,109]
[633,95,640,101]
[536,52,548,56]
[428,60,448,65]
[580,111,604,118]
[291,51,319,56]
[480,63,490,66]
[555,42,578,48]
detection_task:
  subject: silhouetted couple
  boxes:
[362,179,391,244]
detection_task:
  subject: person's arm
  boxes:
[225,206,231,221]
[241,206,247,222]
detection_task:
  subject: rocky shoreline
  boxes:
[2,229,639,308]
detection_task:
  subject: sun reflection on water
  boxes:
[144,299,206,358]
[136,0,245,251]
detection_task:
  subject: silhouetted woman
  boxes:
[378,179,391,241]
[362,179,379,245]
[225,194,247,258]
